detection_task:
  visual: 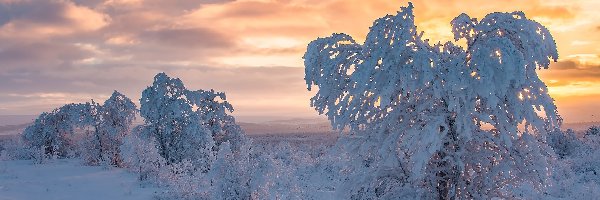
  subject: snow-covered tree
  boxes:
[186,88,245,152]
[22,103,92,158]
[138,72,244,170]
[81,91,137,166]
[304,3,560,199]
[138,72,215,169]
[98,91,137,165]
[22,91,136,164]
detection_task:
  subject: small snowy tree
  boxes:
[98,91,137,165]
[22,103,92,158]
[186,88,246,152]
[81,91,137,166]
[22,91,136,164]
[304,3,560,199]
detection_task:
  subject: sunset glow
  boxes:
[0,0,599,123]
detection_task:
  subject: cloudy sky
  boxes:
[0,0,599,123]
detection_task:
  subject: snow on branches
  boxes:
[80,91,137,166]
[22,91,137,165]
[304,3,560,199]
[22,103,92,158]
[137,72,244,170]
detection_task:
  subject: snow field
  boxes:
[0,159,159,200]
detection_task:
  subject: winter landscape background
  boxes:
[2,0,600,200]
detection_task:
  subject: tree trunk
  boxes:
[156,125,169,164]
[95,125,104,163]
[437,112,459,200]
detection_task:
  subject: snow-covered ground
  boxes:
[2,113,600,199]
[0,159,159,200]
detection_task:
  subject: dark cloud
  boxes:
[85,0,234,16]
[541,59,600,84]
[141,27,234,48]
[0,41,94,71]
[142,0,235,14]
[545,80,570,87]
[0,1,69,26]
[0,0,243,111]
[551,60,578,70]
[0,0,107,36]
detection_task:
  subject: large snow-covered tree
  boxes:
[138,72,214,169]
[137,72,244,170]
[304,3,560,199]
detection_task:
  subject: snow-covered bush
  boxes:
[209,141,271,200]
[548,129,580,158]
[0,136,34,161]
[157,159,209,200]
[546,126,600,199]
[122,130,210,199]
[548,175,600,200]
[570,132,600,184]
[325,136,423,199]
[121,129,166,183]
[272,141,293,164]
[586,126,600,136]
[209,142,250,199]
[207,140,311,200]
[304,2,560,198]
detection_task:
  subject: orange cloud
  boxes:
[0,0,598,123]
[528,6,575,20]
